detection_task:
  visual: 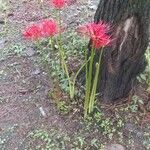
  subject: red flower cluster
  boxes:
[50,0,75,9]
[40,19,58,37]
[23,19,58,40]
[51,0,66,9]
[23,24,41,40]
[77,22,111,48]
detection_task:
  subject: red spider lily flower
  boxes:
[23,24,41,40]
[40,19,58,37]
[51,0,66,9]
[77,22,111,48]
[92,34,111,49]
[51,0,75,9]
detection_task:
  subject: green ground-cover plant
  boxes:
[145,48,150,92]
[28,128,106,149]
[137,48,150,93]
[25,101,150,150]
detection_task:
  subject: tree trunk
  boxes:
[82,0,150,102]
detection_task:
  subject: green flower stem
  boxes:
[84,46,95,117]
[88,47,95,84]
[71,56,91,99]
[35,39,40,49]
[56,39,90,99]
[88,47,104,113]
[56,9,65,72]
[58,10,62,41]
[62,57,72,99]
[84,48,89,117]
[55,9,73,98]
[55,9,77,99]
[49,37,54,50]
[56,37,73,98]
[88,63,99,113]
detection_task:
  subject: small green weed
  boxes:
[143,132,150,150]
[0,96,7,103]
[84,108,125,140]
[57,101,70,114]
[10,44,25,55]
[128,95,144,113]
[29,129,59,150]
[72,137,85,149]
[29,129,72,150]
[28,129,104,149]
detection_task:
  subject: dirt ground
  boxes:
[0,0,150,150]
[0,0,96,149]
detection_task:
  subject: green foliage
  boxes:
[123,95,144,113]
[143,132,150,150]
[10,44,25,55]
[84,108,125,141]
[57,101,70,114]
[38,32,86,94]
[63,31,88,58]
[29,129,69,150]
[0,43,25,60]
[72,137,85,149]
[28,128,104,149]
[129,95,139,112]
[145,48,150,92]
[137,48,150,92]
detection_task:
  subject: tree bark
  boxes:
[82,0,150,102]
